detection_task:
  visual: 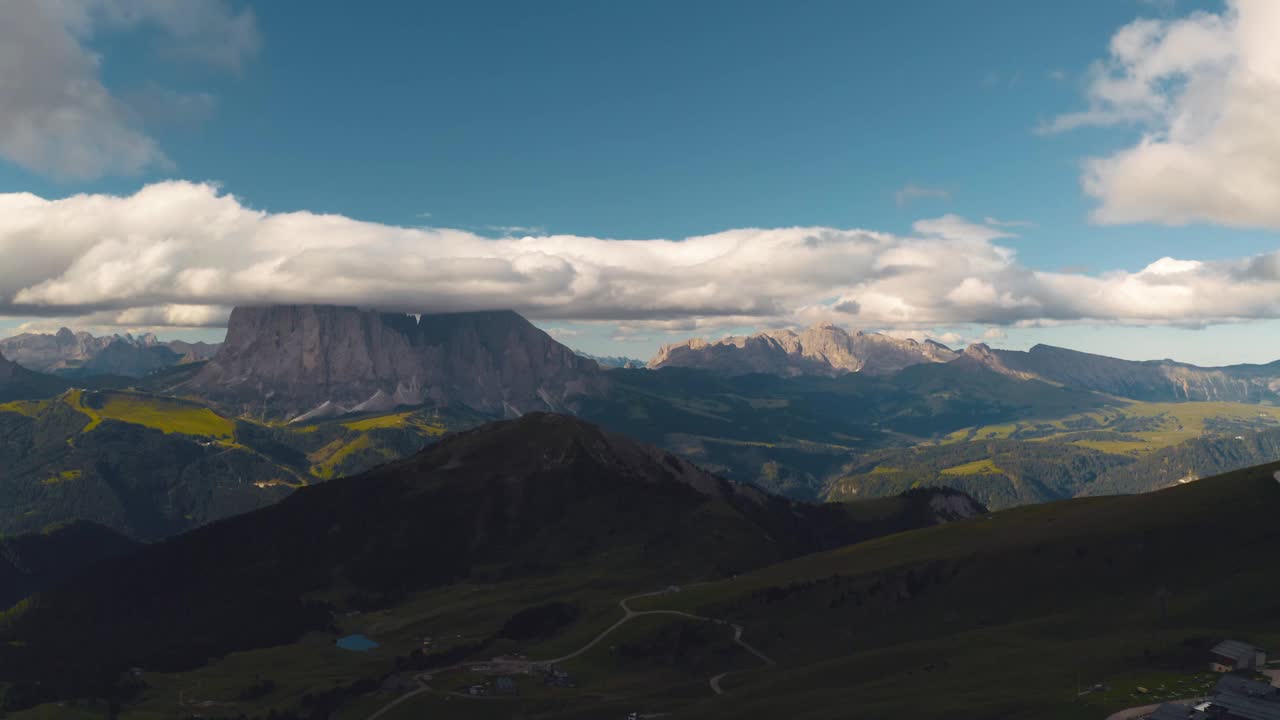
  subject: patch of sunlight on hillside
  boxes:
[939,458,1002,476]
[68,390,235,439]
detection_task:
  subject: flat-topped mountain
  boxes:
[962,343,1280,403]
[648,323,959,377]
[182,305,604,420]
[0,328,214,378]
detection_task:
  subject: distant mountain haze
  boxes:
[648,323,960,377]
[575,351,646,369]
[0,328,219,378]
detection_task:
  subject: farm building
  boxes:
[1211,640,1268,673]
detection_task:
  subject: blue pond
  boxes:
[336,634,380,652]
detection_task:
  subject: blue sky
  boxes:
[3,0,1280,365]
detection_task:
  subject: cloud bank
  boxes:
[3,182,1280,333]
[1049,0,1280,229]
[0,0,258,180]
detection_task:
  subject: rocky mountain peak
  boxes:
[185,305,604,420]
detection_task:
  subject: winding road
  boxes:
[366,585,775,719]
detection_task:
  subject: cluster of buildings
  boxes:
[1148,641,1277,720]
[461,662,576,697]
[465,676,518,696]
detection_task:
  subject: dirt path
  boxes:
[365,585,775,718]
[1104,697,1204,720]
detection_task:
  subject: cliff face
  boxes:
[648,324,958,377]
[184,306,603,420]
[965,344,1280,403]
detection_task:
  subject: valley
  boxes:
[5,308,1280,719]
[6,435,1276,720]
[8,309,1280,536]
[7,6,1280,719]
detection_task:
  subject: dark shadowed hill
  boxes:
[0,521,139,610]
[0,352,68,403]
[0,413,981,706]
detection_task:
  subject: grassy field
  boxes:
[59,389,237,440]
[0,400,47,418]
[943,400,1280,454]
[939,458,1001,475]
[342,411,448,435]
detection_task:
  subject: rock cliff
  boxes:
[184,305,603,420]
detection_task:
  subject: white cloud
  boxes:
[894,184,951,207]
[912,214,1017,243]
[1049,0,1280,229]
[0,0,258,180]
[3,182,1280,332]
[478,225,549,236]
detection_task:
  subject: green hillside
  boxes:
[0,391,485,539]
[639,460,1280,719]
[827,400,1280,509]
[0,414,977,717]
[6,432,1278,719]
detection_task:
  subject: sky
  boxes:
[2,0,1280,365]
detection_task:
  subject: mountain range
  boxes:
[0,328,219,378]
[8,305,1280,540]
[650,323,1280,404]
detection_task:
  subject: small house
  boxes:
[1210,640,1267,673]
[494,676,517,695]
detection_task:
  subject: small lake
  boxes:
[336,634,380,652]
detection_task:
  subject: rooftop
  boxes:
[1213,640,1262,662]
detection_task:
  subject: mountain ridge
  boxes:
[648,323,959,377]
[963,342,1280,403]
